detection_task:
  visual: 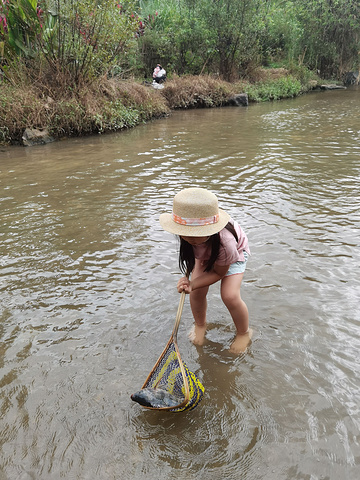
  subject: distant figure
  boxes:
[153,63,166,84]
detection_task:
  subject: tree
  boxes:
[201,0,267,80]
[295,0,360,78]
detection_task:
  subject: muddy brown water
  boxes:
[0,87,359,480]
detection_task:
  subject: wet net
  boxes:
[141,342,205,412]
[131,290,205,412]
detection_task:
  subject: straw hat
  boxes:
[159,188,230,237]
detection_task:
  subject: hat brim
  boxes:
[159,209,230,237]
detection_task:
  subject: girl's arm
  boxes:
[177,264,229,293]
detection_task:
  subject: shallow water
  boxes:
[0,87,359,479]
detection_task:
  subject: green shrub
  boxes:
[92,101,140,133]
[246,75,303,102]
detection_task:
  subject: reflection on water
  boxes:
[1,88,359,479]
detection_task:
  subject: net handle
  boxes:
[139,270,192,410]
[172,291,186,341]
[172,268,190,340]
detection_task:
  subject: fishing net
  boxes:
[131,290,205,412]
[141,342,205,412]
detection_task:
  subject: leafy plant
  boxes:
[246,75,303,102]
[1,0,41,57]
[1,0,141,84]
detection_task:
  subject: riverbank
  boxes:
[0,67,325,146]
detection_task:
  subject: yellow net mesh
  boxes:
[142,342,205,412]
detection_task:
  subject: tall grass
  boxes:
[0,69,318,145]
[0,73,170,144]
[162,75,233,109]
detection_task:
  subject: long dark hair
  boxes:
[179,222,238,274]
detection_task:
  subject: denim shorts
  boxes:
[225,251,249,276]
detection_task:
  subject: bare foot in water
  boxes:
[188,323,207,346]
[229,328,253,354]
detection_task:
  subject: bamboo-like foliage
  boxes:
[1,0,140,83]
[1,0,40,57]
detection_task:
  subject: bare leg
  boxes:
[188,259,208,345]
[220,273,252,353]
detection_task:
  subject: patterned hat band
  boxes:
[159,188,230,236]
[172,213,219,226]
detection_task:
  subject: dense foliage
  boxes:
[1,0,359,82]
[0,0,140,84]
[137,0,360,80]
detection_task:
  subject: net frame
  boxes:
[139,290,204,412]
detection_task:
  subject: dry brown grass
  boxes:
[97,78,170,118]
[161,75,235,109]
[1,72,238,144]
[0,74,170,144]
[0,68,300,145]
[0,84,50,142]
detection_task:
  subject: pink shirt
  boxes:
[192,219,250,266]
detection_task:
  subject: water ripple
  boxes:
[1,90,360,479]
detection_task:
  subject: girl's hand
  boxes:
[177,276,192,294]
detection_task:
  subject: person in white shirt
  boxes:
[153,63,166,84]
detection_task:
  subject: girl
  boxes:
[159,187,252,354]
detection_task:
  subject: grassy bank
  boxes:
[0,67,319,146]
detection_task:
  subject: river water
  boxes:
[1,87,359,480]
